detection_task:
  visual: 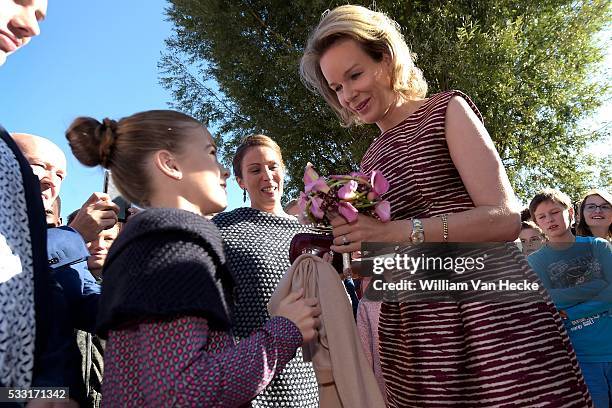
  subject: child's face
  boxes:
[177,127,229,215]
[86,223,120,277]
[583,194,612,230]
[519,228,544,255]
[533,200,573,241]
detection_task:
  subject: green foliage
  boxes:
[160,0,611,202]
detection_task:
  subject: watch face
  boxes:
[412,231,425,244]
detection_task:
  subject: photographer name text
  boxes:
[373,279,539,292]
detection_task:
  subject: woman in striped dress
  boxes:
[300,5,592,407]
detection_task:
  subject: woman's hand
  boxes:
[330,214,409,253]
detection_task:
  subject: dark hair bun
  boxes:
[66,116,118,168]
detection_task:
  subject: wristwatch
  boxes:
[410,218,425,244]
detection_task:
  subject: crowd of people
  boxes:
[1,2,611,407]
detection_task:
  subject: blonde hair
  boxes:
[300,4,427,127]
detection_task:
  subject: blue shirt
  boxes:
[528,236,612,362]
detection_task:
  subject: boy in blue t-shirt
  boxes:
[528,188,612,408]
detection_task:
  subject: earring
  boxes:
[243,189,247,203]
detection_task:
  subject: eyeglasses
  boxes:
[584,203,612,212]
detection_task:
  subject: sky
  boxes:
[0,1,609,218]
[0,0,245,216]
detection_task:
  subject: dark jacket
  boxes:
[48,226,100,333]
[47,225,104,406]
[96,208,234,337]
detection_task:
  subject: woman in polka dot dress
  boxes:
[213,135,320,408]
[65,110,321,407]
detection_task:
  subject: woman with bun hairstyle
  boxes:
[66,111,321,407]
[300,5,592,407]
[577,189,612,242]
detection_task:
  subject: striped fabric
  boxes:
[360,91,592,407]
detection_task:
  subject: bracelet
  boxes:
[441,214,449,242]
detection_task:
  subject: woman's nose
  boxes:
[343,84,357,103]
[221,165,230,179]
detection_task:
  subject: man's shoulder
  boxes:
[47,226,89,268]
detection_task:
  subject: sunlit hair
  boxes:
[66,110,202,207]
[528,188,573,221]
[232,134,285,179]
[300,4,427,127]
[576,189,612,240]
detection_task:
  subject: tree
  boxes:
[160,0,610,202]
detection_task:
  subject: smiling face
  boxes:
[13,133,67,211]
[176,127,229,216]
[319,38,396,131]
[237,145,284,214]
[0,0,47,66]
[583,194,612,230]
[533,200,574,242]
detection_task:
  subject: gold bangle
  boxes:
[441,214,449,242]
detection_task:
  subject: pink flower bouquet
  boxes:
[298,163,391,225]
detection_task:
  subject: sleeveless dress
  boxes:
[360,91,593,407]
[213,208,319,408]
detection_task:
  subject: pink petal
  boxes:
[310,196,324,219]
[375,200,391,222]
[338,201,358,223]
[298,192,308,213]
[303,162,320,186]
[367,191,379,201]
[337,180,358,200]
[350,172,369,184]
[371,170,389,195]
[313,178,331,193]
[305,178,330,194]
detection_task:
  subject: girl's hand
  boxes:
[273,288,321,345]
